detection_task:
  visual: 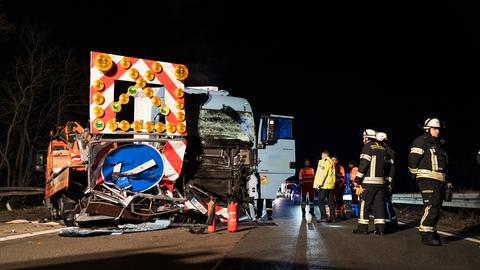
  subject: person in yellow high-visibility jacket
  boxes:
[314,150,336,223]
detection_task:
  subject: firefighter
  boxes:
[348,161,359,217]
[409,117,451,246]
[299,159,315,217]
[332,156,347,220]
[314,150,336,223]
[352,129,388,235]
[376,132,398,232]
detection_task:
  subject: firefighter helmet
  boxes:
[376,132,388,142]
[423,118,445,129]
[362,129,376,139]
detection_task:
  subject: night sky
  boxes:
[2,1,479,191]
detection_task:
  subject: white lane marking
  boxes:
[0,228,63,242]
[398,221,480,244]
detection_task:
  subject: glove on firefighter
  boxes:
[355,185,364,196]
[386,184,392,195]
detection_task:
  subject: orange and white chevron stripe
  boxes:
[89,51,187,136]
[89,52,188,188]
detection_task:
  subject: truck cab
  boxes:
[179,88,295,216]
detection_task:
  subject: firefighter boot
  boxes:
[421,232,441,246]
[433,231,442,242]
[301,207,306,217]
[309,206,315,217]
[352,224,369,234]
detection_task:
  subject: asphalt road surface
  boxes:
[1,198,479,270]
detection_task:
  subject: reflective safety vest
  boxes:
[314,157,335,189]
[299,167,315,186]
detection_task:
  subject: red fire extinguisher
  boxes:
[207,198,216,233]
[227,201,238,232]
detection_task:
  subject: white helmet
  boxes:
[363,129,376,139]
[423,118,444,129]
[376,132,388,142]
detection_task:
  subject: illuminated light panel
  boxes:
[93,93,105,105]
[174,64,188,80]
[107,120,118,131]
[95,53,113,72]
[111,102,122,113]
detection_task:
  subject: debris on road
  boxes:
[6,219,30,224]
[58,219,171,237]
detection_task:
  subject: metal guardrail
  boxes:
[392,193,480,209]
[0,187,44,197]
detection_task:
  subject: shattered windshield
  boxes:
[198,109,255,143]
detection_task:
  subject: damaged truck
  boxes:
[42,52,295,227]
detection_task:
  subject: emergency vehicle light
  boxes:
[151,96,162,107]
[152,62,163,73]
[160,105,170,116]
[132,121,143,132]
[127,86,137,96]
[119,93,129,104]
[177,123,186,133]
[176,111,185,122]
[93,93,105,105]
[144,121,154,133]
[144,70,155,81]
[144,87,154,98]
[95,53,113,73]
[94,119,105,131]
[174,64,189,81]
[166,123,176,133]
[119,120,130,131]
[175,100,184,110]
[175,88,184,98]
[136,77,146,88]
[93,106,105,117]
[129,68,139,79]
[120,57,131,69]
[111,102,122,113]
[107,120,118,131]
[154,122,166,133]
[93,79,105,91]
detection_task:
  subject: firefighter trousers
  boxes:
[318,188,335,221]
[385,194,398,231]
[301,184,315,215]
[417,178,443,233]
[357,185,385,233]
[334,187,346,219]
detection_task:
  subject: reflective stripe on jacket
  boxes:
[408,134,448,182]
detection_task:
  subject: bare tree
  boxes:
[0,23,88,187]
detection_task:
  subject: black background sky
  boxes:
[2,1,479,191]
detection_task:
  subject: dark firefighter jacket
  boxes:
[408,134,448,182]
[355,141,387,185]
[384,143,395,190]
